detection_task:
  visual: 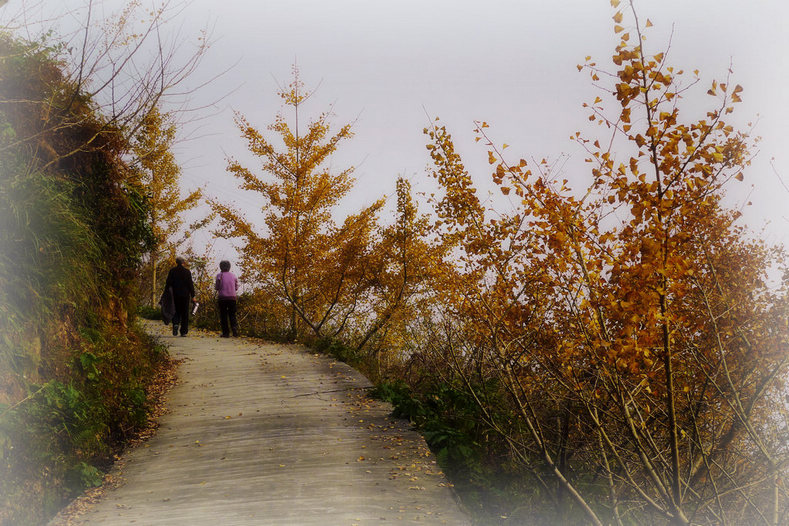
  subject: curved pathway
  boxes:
[63,321,470,525]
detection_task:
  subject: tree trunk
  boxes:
[150,252,158,307]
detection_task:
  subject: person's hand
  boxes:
[191,298,197,303]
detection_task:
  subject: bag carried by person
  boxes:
[159,286,176,325]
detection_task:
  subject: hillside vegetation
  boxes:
[0,33,168,525]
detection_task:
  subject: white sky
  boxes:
[168,0,789,258]
[6,0,789,260]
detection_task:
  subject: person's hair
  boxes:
[175,257,184,266]
[219,260,231,272]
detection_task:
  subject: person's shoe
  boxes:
[172,324,178,336]
[180,333,187,337]
[220,334,229,338]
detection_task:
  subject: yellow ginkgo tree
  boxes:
[211,68,385,341]
[131,106,202,306]
[415,1,789,524]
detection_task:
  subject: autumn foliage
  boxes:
[408,2,789,524]
[131,106,202,307]
[212,68,435,359]
[210,3,787,524]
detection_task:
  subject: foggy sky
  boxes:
[173,0,788,258]
[5,0,788,261]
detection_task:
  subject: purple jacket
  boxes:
[215,271,238,300]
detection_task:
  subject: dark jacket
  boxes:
[165,265,195,299]
[159,286,176,324]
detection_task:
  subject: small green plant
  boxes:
[137,304,163,320]
[78,352,101,382]
[372,378,524,522]
[314,337,362,366]
[124,384,148,428]
[372,380,483,474]
[66,461,104,490]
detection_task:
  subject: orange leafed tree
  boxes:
[211,68,384,341]
[417,1,788,524]
[131,106,202,306]
[349,176,443,371]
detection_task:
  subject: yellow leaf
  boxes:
[734,172,744,181]
[646,18,653,27]
[502,143,509,149]
[731,84,744,103]
[614,25,624,33]
[613,11,623,23]
[610,0,621,7]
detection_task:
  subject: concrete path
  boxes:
[66,321,470,525]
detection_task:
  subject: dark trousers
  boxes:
[218,298,238,336]
[172,295,191,335]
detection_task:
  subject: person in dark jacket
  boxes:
[164,257,196,336]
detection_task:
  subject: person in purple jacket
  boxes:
[215,260,239,337]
